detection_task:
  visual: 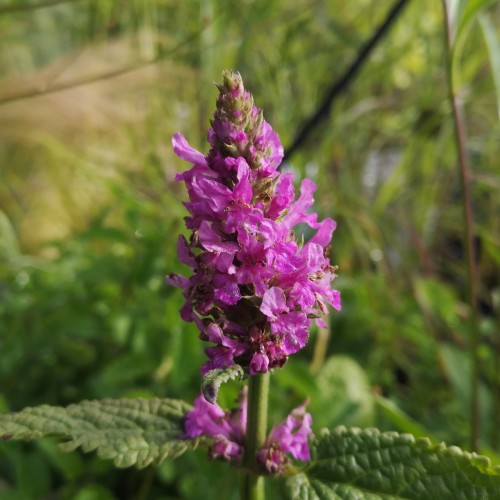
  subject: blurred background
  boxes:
[0,0,499,498]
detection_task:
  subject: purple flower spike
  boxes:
[168,70,340,374]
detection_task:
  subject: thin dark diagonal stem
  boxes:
[0,30,202,107]
[0,0,83,15]
[283,0,411,163]
[442,0,481,452]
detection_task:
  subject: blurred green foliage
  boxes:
[0,0,499,498]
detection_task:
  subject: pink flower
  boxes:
[201,324,247,374]
[184,390,313,473]
[257,402,313,474]
[260,287,309,355]
[184,391,247,462]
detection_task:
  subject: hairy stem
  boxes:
[241,372,270,500]
[442,0,481,451]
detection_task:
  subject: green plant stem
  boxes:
[240,372,270,500]
[310,326,330,375]
[492,289,500,449]
[442,0,481,452]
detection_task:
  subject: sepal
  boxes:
[201,364,245,404]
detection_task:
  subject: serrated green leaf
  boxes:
[0,398,198,469]
[201,365,244,404]
[285,427,500,499]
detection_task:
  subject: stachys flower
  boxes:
[168,70,340,375]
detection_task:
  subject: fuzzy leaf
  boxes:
[285,427,500,499]
[201,365,244,404]
[0,398,197,468]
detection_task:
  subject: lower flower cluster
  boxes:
[184,390,312,474]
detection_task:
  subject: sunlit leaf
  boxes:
[312,355,374,429]
[479,12,500,121]
[447,0,498,88]
[457,0,498,41]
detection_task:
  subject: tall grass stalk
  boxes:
[442,0,481,452]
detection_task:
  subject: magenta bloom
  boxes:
[168,71,340,375]
[184,390,312,473]
[184,390,247,462]
[257,402,312,474]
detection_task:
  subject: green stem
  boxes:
[240,372,270,500]
[310,326,330,375]
[442,0,481,451]
[492,290,500,450]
